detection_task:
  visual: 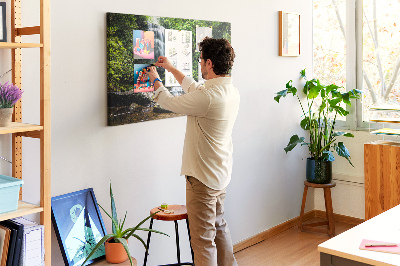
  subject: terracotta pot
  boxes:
[0,108,13,127]
[105,238,129,264]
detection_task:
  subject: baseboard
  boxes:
[314,210,364,225]
[233,210,365,253]
[233,210,315,253]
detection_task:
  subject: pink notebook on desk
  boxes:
[359,239,400,255]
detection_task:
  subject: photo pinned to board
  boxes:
[133,30,155,59]
[134,64,154,93]
[165,29,193,87]
[195,26,212,52]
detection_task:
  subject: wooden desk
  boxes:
[91,257,137,266]
[318,204,400,265]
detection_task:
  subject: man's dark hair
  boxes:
[199,37,235,75]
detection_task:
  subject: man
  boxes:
[144,37,239,266]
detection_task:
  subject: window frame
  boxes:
[315,0,400,131]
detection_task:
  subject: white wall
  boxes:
[1,0,315,265]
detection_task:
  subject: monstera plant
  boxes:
[274,69,362,183]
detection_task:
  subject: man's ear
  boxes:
[206,59,213,69]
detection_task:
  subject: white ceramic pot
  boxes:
[0,108,14,127]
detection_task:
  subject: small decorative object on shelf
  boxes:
[0,82,23,127]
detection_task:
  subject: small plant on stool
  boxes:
[81,182,169,266]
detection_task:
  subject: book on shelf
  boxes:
[10,217,44,266]
[0,222,16,266]
[0,225,11,266]
[0,220,23,266]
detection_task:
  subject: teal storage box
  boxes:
[0,175,24,214]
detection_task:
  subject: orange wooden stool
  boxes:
[298,181,336,237]
[143,205,194,266]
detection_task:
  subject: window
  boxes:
[313,0,400,130]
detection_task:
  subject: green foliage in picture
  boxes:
[106,12,231,126]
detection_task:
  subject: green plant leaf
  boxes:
[300,117,310,130]
[110,182,118,234]
[331,106,349,116]
[136,227,170,236]
[98,204,120,236]
[300,69,306,78]
[321,151,335,161]
[120,211,127,231]
[131,233,148,250]
[123,211,160,239]
[307,85,320,99]
[325,84,339,94]
[114,238,133,266]
[332,131,345,137]
[341,92,351,105]
[343,133,354,137]
[284,135,305,153]
[335,142,354,167]
[81,234,114,266]
[274,89,288,103]
[349,89,362,98]
[328,97,342,108]
[318,101,326,113]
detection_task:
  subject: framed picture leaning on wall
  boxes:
[51,188,107,266]
[0,2,6,42]
[279,11,300,56]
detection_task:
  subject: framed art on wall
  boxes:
[106,12,231,126]
[51,188,107,266]
[0,2,6,42]
[279,11,300,56]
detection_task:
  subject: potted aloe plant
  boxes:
[81,183,168,266]
[274,69,362,183]
[0,82,23,127]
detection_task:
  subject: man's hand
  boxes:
[155,56,175,72]
[143,66,160,83]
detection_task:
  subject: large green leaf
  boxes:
[341,92,351,105]
[321,151,335,162]
[284,135,305,153]
[274,89,288,103]
[325,84,340,94]
[349,89,362,98]
[328,97,342,108]
[331,106,349,116]
[335,142,354,167]
[308,85,321,99]
[300,117,310,130]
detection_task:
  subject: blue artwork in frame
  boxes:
[51,188,107,266]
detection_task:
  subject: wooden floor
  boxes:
[234,217,354,266]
